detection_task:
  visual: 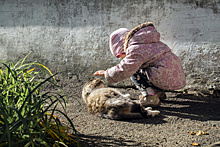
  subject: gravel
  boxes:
[55,81,220,147]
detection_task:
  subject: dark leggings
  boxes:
[130,69,162,93]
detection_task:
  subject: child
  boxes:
[94,22,186,107]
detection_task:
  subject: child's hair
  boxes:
[123,22,154,53]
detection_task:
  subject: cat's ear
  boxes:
[88,77,95,81]
[89,77,100,81]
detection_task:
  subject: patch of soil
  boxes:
[56,81,220,147]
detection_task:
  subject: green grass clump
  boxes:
[0,55,79,147]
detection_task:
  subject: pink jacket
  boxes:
[105,26,186,90]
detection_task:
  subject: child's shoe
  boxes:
[139,94,161,107]
[158,91,167,101]
[154,90,167,101]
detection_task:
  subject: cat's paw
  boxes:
[146,109,160,117]
[144,107,152,110]
[123,93,130,98]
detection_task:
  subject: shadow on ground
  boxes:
[78,134,142,147]
[158,93,220,121]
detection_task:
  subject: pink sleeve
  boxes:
[105,49,144,84]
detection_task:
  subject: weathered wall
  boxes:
[0,0,219,91]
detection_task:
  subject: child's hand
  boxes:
[94,70,105,77]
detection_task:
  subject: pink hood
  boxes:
[109,28,130,58]
[129,26,160,46]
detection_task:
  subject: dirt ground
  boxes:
[56,81,220,147]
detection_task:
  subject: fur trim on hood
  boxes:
[123,22,159,53]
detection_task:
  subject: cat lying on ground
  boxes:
[82,78,160,120]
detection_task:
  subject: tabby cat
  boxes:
[82,78,160,120]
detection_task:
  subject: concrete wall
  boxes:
[0,0,219,91]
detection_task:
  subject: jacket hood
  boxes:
[109,28,130,58]
[129,26,160,45]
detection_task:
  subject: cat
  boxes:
[82,77,160,120]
